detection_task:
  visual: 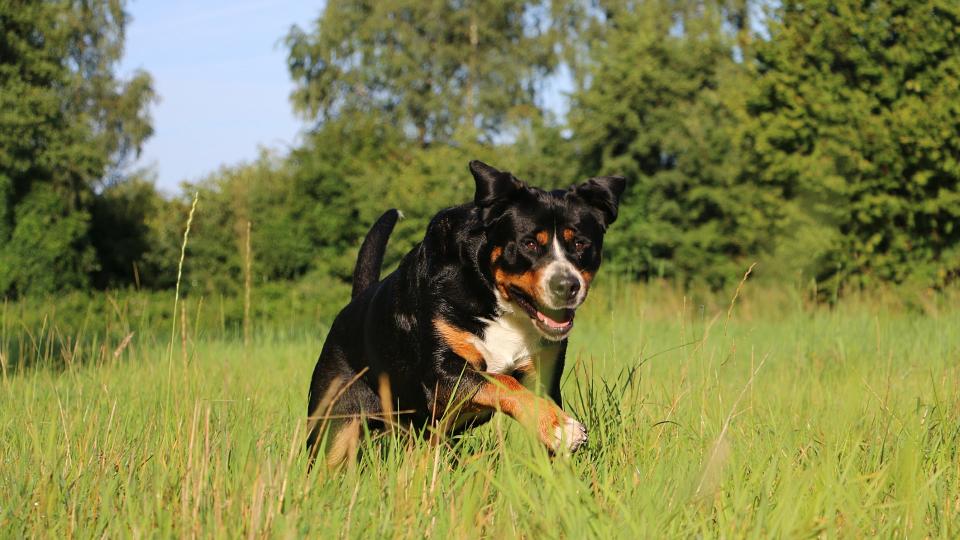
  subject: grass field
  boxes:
[2,280,959,538]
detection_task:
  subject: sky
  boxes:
[119,0,323,193]
[119,1,573,194]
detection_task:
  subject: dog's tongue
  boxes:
[536,309,574,329]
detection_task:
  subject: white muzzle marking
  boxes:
[537,235,587,309]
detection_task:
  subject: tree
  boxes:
[279,1,575,289]
[285,0,556,146]
[0,0,155,297]
[180,151,313,294]
[566,0,771,287]
[90,171,178,289]
[746,0,960,288]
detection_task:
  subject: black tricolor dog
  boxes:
[306,161,625,467]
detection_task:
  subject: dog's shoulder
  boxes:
[423,203,475,245]
[421,203,486,269]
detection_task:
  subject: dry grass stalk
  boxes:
[244,220,252,350]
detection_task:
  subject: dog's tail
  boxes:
[352,209,401,299]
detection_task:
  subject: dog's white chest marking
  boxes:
[471,311,542,375]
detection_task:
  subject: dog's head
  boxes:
[470,160,625,340]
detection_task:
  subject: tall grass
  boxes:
[1,278,959,537]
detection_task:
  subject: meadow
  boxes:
[2,279,959,538]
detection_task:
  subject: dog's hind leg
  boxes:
[306,374,382,471]
[324,418,361,470]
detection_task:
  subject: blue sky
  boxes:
[119,1,323,193]
[119,1,572,194]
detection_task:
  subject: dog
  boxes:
[306,160,625,467]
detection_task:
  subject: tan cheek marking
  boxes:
[535,230,549,246]
[434,318,486,371]
[562,228,575,242]
[494,267,547,304]
[490,246,503,264]
[581,270,594,286]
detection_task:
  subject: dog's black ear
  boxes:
[470,160,523,207]
[574,175,627,228]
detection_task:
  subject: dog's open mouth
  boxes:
[507,286,575,338]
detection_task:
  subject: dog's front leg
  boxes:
[436,367,587,453]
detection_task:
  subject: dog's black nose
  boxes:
[549,273,581,300]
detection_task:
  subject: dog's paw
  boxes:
[552,416,588,453]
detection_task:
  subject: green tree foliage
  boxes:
[0,183,96,294]
[90,171,179,289]
[285,0,557,145]
[179,151,328,295]
[0,0,155,297]
[746,0,960,288]
[5,0,960,302]
[566,0,772,287]
[284,117,407,282]
[181,118,574,296]
[245,0,575,290]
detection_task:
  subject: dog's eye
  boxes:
[574,240,589,253]
[523,239,539,251]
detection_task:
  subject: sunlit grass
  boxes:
[2,281,959,537]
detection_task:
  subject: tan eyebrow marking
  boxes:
[535,230,549,246]
[494,267,548,306]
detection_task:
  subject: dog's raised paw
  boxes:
[553,416,588,453]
